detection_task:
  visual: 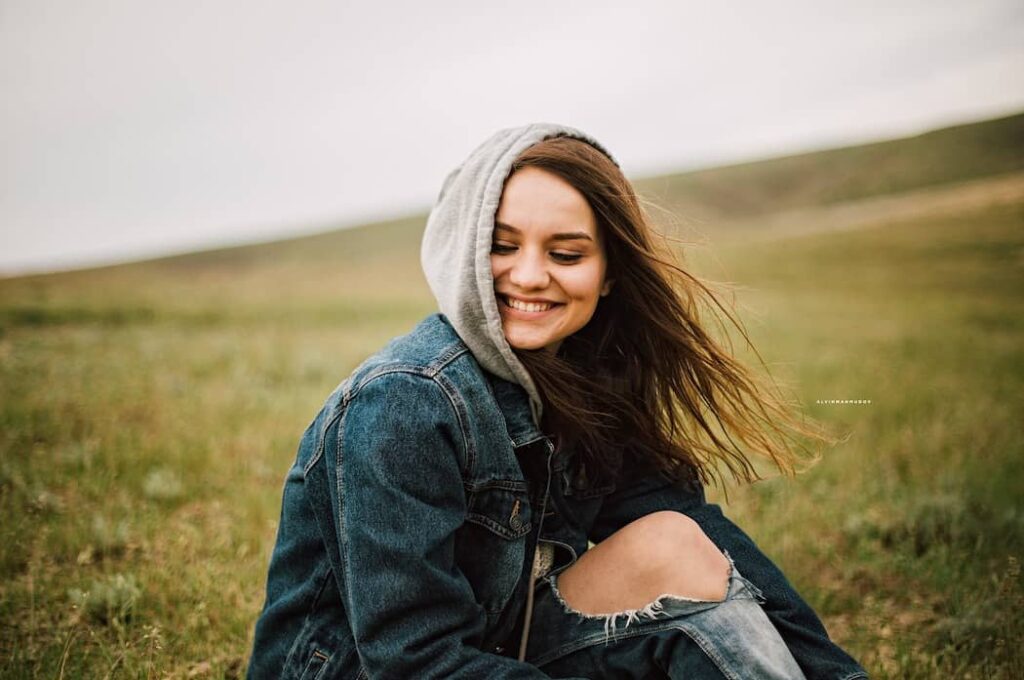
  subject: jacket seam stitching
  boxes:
[304,409,342,478]
[351,364,433,389]
[430,370,475,474]
[279,559,334,672]
[306,378,351,476]
[430,344,470,373]
[344,339,469,394]
[335,404,354,634]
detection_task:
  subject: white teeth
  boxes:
[506,297,553,313]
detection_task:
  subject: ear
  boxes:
[600,278,615,297]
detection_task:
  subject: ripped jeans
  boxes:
[523,553,807,679]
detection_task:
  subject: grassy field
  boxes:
[1,115,1022,678]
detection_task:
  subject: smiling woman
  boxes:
[246,123,867,679]
[491,166,614,353]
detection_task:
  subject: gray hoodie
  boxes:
[419,123,618,426]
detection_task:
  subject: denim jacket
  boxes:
[248,314,866,679]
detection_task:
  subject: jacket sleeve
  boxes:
[589,449,865,680]
[332,371,577,680]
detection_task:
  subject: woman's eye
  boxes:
[490,243,516,255]
[551,252,583,263]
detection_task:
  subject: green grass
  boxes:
[699,200,1024,677]
[1,114,1022,678]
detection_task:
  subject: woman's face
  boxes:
[490,166,613,353]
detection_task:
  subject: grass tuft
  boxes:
[67,574,141,627]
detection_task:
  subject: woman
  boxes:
[247,123,867,679]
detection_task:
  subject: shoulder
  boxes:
[349,313,469,385]
[340,313,496,426]
[297,315,501,480]
[312,312,508,426]
[336,316,489,474]
[342,314,494,404]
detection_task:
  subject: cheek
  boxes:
[563,265,606,301]
[490,256,506,282]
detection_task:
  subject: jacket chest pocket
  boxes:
[455,480,531,616]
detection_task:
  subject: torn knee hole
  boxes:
[548,567,733,641]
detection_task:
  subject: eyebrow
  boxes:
[494,221,593,242]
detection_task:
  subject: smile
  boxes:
[500,295,561,313]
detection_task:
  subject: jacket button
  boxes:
[494,645,505,654]
[509,515,524,531]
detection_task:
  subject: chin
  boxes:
[505,333,553,352]
[508,340,548,351]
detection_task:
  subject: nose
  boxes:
[508,250,550,290]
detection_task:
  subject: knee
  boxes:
[555,511,731,615]
[618,511,716,560]
[619,511,729,598]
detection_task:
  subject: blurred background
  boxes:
[1,1,1022,677]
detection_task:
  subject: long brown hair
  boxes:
[508,136,830,487]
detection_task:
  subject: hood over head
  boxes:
[420,123,619,426]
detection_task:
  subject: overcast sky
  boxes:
[2,1,1022,274]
